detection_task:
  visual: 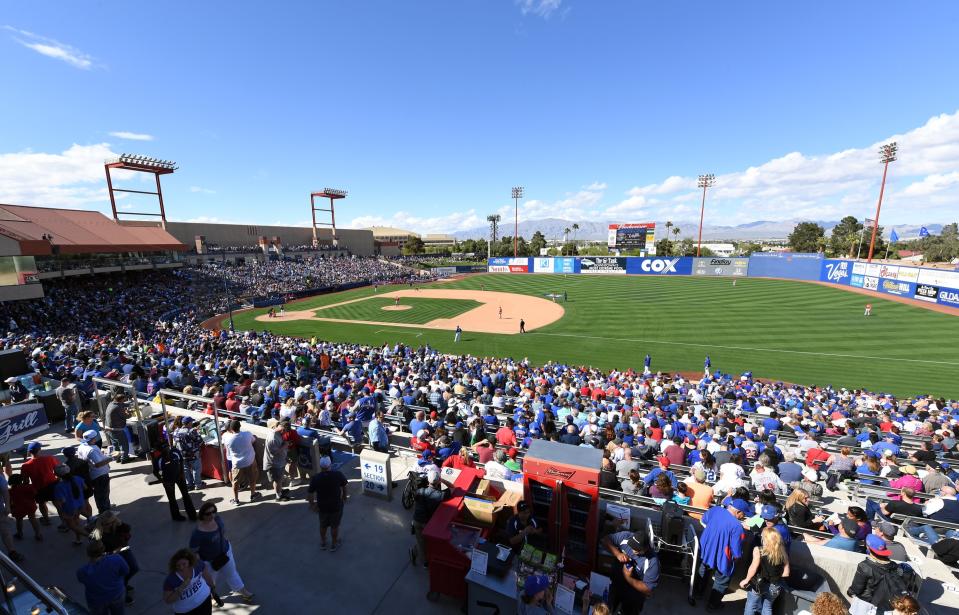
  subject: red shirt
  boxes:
[22,455,59,489]
[805,447,831,469]
[476,445,494,464]
[281,429,301,451]
[443,454,474,469]
[495,426,517,447]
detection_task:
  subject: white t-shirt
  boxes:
[77,442,110,479]
[223,431,256,468]
[164,564,210,614]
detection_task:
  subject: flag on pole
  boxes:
[919,227,930,237]
[890,229,899,243]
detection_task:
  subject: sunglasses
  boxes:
[202,509,217,517]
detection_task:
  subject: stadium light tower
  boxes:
[104,154,178,227]
[866,142,898,263]
[696,174,715,257]
[512,186,524,257]
[310,188,348,249]
[487,214,501,259]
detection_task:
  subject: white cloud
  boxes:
[3,26,94,69]
[348,209,484,235]
[516,0,563,18]
[0,143,117,208]
[189,186,216,194]
[109,131,154,141]
[607,109,959,224]
[498,182,607,223]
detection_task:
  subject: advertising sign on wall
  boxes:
[487,257,530,273]
[747,253,823,281]
[579,257,627,274]
[692,257,749,277]
[626,257,694,275]
[0,402,48,454]
[938,288,959,309]
[532,257,554,273]
[863,276,879,290]
[878,279,915,297]
[852,262,867,275]
[896,267,920,283]
[820,260,852,285]
[918,268,959,289]
[914,284,939,303]
[531,257,579,274]
[850,274,865,288]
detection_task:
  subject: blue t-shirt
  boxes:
[53,477,87,515]
[824,535,858,552]
[189,516,229,562]
[77,554,129,607]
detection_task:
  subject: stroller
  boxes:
[649,501,700,606]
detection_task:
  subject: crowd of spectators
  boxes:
[0,262,952,613]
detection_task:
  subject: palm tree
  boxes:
[672,226,681,238]
[563,227,571,255]
[572,223,580,243]
[664,221,673,238]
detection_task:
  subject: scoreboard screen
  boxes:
[607,223,656,252]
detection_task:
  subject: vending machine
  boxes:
[522,439,603,575]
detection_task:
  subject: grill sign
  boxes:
[544,466,576,480]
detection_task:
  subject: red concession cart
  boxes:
[522,439,603,576]
[424,467,489,600]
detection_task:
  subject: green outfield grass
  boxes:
[226,274,959,397]
[316,296,481,324]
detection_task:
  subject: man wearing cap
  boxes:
[263,421,290,502]
[922,460,951,494]
[77,430,113,514]
[410,467,451,568]
[55,377,80,435]
[874,522,907,561]
[307,456,348,551]
[151,444,196,521]
[104,392,132,464]
[820,518,861,552]
[847,534,907,614]
[696,498,749,611]
[21,442,62,526]
[172,417,204,490]
[601,529,660,614]
[643,457,678,490]
[507,501,544,551]
[757,505,791,550]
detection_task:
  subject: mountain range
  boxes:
[452,218,945,242]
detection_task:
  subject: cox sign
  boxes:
[627,257,693,275]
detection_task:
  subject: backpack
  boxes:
[869,561,918,611]
[660,500,685,545]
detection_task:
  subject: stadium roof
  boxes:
[0,204,187,255]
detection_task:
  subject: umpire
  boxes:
[152,444,197,521]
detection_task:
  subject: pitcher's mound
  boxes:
[382,305,412,311]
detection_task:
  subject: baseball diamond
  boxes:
[226,273,959,397]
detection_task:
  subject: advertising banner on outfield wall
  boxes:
[692,258,749,277]
[820,259,852,285]
[625,257,694,275]
[878,279,915,297]
[579,256,627,274]
[918,268,959,289]
[939,288,959,309]
[487,257,530,273]
[531,257,578,274]
[914,284,940,303]
[747,252,823,281]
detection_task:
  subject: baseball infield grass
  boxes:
[317,297,481,325]
[226,274,959,397]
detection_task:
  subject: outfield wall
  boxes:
[489,255,959,309]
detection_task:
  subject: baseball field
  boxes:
[224,273,959,397]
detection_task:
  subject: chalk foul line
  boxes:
[532,332,959,366]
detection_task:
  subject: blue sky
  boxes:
[2,1,958,235]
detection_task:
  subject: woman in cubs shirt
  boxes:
[163,548,216,615]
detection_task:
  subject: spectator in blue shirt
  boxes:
[77,540,129,614]
[368,411,390,453]
[697,498,749,610]
[820,518,860,552]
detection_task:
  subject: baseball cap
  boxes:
[841,518,860,536]
[901,464,917,475]
[524,574,550,597]
[26,442,42,452]
[507,447,518,459]
[728,499,752,515]
[767,435,777,443]
[517,501,530,512]
[878,521,898,538]
[759,505,780,520]
[182,416,194,424]
[318,456,332,470]
[82,430,98,442]
[865,534,892,557]
[863,450,880,459]
[627,531,650,553]
[656,456,670,467]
